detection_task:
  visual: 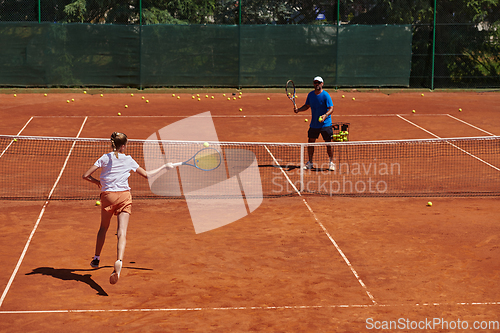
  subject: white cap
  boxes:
[313,76,323,83]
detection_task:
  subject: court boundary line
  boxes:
[397,115,500,172]
[0,117,33,159]
[263,145,377,305]
[29,114,449,118]
[446,114,497,136]
[2,300,500,314]
[0,117,88,308]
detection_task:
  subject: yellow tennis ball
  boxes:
[223,93,226,97]
[125,105,128,108]
[203,142,209,148]
[13,138,17,142]
[233,97,236,100]
[196,94,199,97]
[83,90,87,94]
[146,100,149,103]
[459,108,462,112]
[227,97,230,100]
[239,108,243,111]
[117,112,121,116]
[142,96,145,99]
[205,95,208,98]
[421,93,424,97]
[412,110,416,113]
[319,117,323,122]
[198,98,201,101]
[44,93,47,97]
[305,119,308,122]
[267,97,270,100]
[192,96,195,99]
[352,97,355,101]
[13,94,16,97]
[172,94,175,97]
[131,93,134,97]
[95,200,101,206]
[427,201,432,207]
[239,92,242,95]
[177,96,180,99]
[67,100,70,103]
[211,96,214,99]
[238,95,242,99]
[100,94,103,97]
[342,95,345,98]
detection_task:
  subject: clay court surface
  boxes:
[0,89,499,332]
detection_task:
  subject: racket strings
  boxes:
[194,149,221,170]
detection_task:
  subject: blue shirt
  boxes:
[305,90,334,128]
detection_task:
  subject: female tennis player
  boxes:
[82,132,173,284]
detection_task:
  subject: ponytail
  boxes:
[110,132,128,158]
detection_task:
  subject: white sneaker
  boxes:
[303,161,313,170]
[110,260,122,285]
[329,162,335,171]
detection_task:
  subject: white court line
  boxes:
[446,114,497,136]
[0,117,88,308]
[0,117,33,159]
[2,300,500,314]
[30,114,450,118]
[397,115,500,172]
[264,145,377,305]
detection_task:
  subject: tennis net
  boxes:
[0,134,499,200]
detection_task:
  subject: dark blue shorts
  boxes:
[308,126,333,141]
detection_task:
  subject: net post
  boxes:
[300,143,305,192]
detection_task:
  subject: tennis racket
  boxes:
[286,80,297,110]
[172,148,222,171]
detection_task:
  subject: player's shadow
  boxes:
[259,164,301,171]
[26,266,153,297]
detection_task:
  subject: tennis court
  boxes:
[1,90,500,332]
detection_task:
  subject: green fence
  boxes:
[0,23,412,88]
[0,0,498,89]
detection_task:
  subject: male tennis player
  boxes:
[294,76,335,171]
[83,132,173,284]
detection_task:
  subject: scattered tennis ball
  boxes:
[44,93,47,97]
[352,97,355,101]
[342,95,345,98]
[239,108,243,111]
[233,97,236,100]
[142,96,145,100]
[95,200,101,206]
[146,100,149,103]
[239,92,242,95]
[223,93,226,97]
[421,93,424,97]
[131,93,134,97]
[267,97,270,100]
[177,96,180,99]
[203,142,209,148]
[238,95,242,99]
[172,94,175,97]
[125,105,128,108]
[205,95,208,98]
[412,109,416,113]
[71,98,75,102]
[305,119,308,122]
[459,108,462,112]
[427,201,432,207]
[83,90,87,94]
[13,138,17,142]
[196,94,200,97]
[117,112,121,116]
[100,94,103,97]
[211,96,214,99]
[67,100,70,103]
[198,98,201,101]
[192,96,195,99]
[227,97,231,101]
[13,94,16,97]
